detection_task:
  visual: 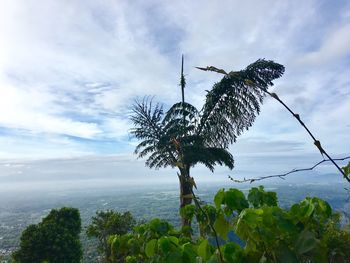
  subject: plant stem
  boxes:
[266,90,349,182]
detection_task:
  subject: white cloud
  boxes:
[0,0,349,172]
[297,23,350,65]
[0,80,101,138]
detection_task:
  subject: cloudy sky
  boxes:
[0,0,349,184]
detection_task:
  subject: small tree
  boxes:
[86,210,136,262]
[12,207,82,263]
[130,57,284,227]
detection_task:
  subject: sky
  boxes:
[0,0,350,185]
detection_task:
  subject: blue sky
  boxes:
[0,0,350,183]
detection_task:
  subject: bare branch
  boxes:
[228,156,350,183]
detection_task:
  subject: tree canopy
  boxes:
[12,207,82,263]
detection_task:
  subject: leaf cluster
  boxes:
[108,187,350,263]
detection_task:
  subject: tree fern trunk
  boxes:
[178,167,193,228]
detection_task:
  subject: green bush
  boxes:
[86,210,136,262]
[108,187,350,263]
[12,207,82,263]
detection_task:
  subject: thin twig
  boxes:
[266,91,349,182]
[228,156,350,183]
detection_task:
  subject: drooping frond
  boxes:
[130,97,164,142]
[163,102,199,124]
[197,59,285,148]
[182,146,234,172]
[130,97,176,168]
[163,102,199,138]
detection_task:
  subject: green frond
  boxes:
[130,97,176,168]
[130,97,164,141]
[198,59,284,147]
[163,102,199,124]
[182,145,234,172]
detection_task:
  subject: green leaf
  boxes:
[182,243,198,263]
[295,230,318,254]
[214,189,225,209]
[168,236,179,246]
[275,242,298,263]
[145,239,157,257]
[248,186,277,208]
[293,198,315,221]
[312,197,332,218]
[159,237,172,253]
[213,212,230,239]
[207,254,219,263]
[223,242,243,263]
[165,251,183,263]
[259,255,267,263]
[225,189,248,212]
[149,218,172,235]
[180,205,196,221]
[198,239,211,261]
[342,161,350,177]
[234,208,264,241]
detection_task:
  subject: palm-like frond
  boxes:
[163,102,199,124]
[130,59,284,172]
[182,145,234,172]
[130,98,176,168]
[197,59,285,148]
[163,102,199,139]
[130,97,164,142]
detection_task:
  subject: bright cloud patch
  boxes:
[0,0,349,185]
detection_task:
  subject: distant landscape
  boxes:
[1,178,349,262]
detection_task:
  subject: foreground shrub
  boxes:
[87,210,136,262]
[109,187,350,263]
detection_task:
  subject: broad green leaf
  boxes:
[303,199,315,218]
[243,208,263,226]
[235,208,264,242]
[225,189,248,212]
[182,243,198,263]
[214,189,225,209]
[275,242,298,263]
[265,192,277,207]
[180,205,196,220]
[149,218,172,235]
[342,161,350,177]
[259,255,267,263]
[223,242,243,263]
[145,239,157,257]
[248,187,263,208]
[198,239,210,261]
[165,251,183,263]
[168,236,179,245]
[159,236,174,253]
[213,212,230,239]
[312,197,332,218]
[207,254,219,263]
[295,230,318,254]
